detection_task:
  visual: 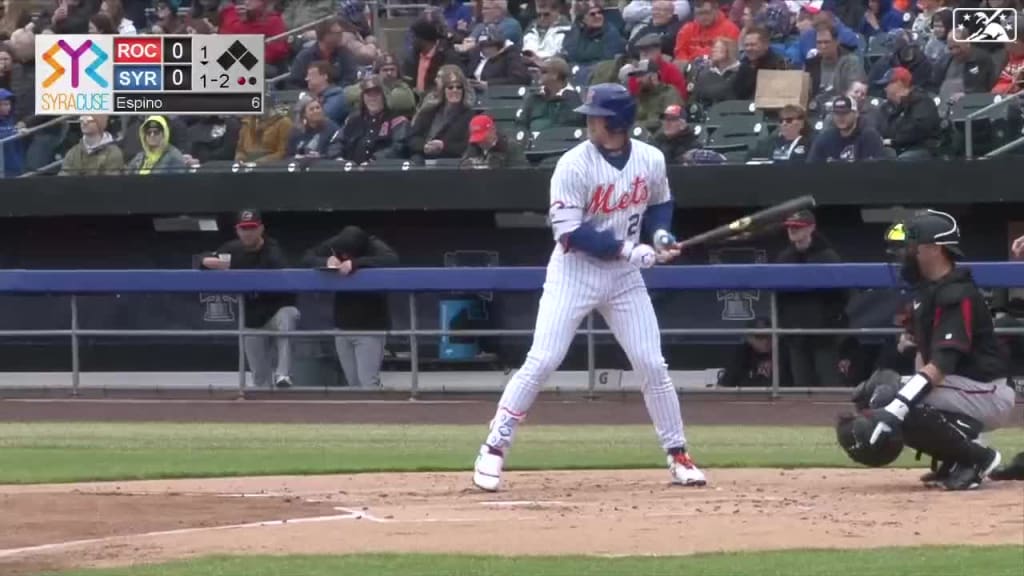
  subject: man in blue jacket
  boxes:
[305,60,349,126]
[807,95,886,162]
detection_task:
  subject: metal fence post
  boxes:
[70,295,80,397]
[586,313,596,399]
[769,290,780,400]
[237,294,246,398]
[408,293,419,400]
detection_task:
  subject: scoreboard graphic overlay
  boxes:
[36,35,265,115]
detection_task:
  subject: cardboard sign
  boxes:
[755,69,812,109]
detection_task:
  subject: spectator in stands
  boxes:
[728,0,791,44]
[219,0,289,77]
[733,25,787,101]
[328,76,410,163]
[460,113,528,168]
[776,210,847,388]
[100,0,137,34]
[627,1,683,59]
[562,0,626,66]
[406,18,462,94]
[807,95,885,161]
[932,37,997,102]
[859,0,910,38]
[303,226,399,389]
[407,66,475,161]
[993,30,1024,95]
[689,37,740,107]
[517,57,585,131]
[673,0,739,64]
[337,0,381,64]
[0,88,21,177]
[468,0,524,48]
[866,30,933,93]
[119,114,189,162]
[468,25,532,87]
[805,21,866,100]
[523,0,573,64]
[653,103,700,163]
[439,0,473,34]
[201,210,298,390]
[0,2,32,40]
[287,97,340,158]
[1013,234,1024,258]
[718,317,773,387]
[623,0,691,35]
[878,66,940,160]
[89,12,116,33]
[846,80,884,133]
[51,0,100,34]
[791,10,859,67]
[187,115,242,164]
[126,116,187,174]
[59,115,123,176]
[290,18,358,89]
[306,60,349,126]
[150,0,188,34]
[749,103,813,162]
[0,46,12,91]
[628,33,687,100]
[631,58,685,132]
[924,9,951,64]
[344,53,417,118]
[236,94,293,164]
[911,0,942,40]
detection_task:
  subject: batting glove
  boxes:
[621,241,656,269]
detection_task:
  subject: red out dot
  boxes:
[237,77,246,85]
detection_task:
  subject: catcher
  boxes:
[837,210,1016,490]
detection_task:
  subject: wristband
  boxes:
[884,371,933,421]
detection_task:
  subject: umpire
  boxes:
[838,210,1016,490]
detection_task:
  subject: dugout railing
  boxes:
[0,263,1021,398]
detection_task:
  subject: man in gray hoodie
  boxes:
[804,21,866,101]
[59,115,125,176]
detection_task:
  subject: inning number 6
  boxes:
[627,214,640,237]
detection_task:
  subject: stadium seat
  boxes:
[705,115,764,154]
[425,158,464,168]
[707,100,761,122]
[525,126,586,161]
[865,34,892,67]
[947,93,1013,156]
[480,85,530,103]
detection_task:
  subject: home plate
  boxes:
[480,500,571,508]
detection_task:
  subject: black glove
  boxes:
[865,408,903,448]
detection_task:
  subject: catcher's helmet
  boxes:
[836,412,904,468]
[574,83,636,132]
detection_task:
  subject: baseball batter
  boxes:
[473,83,706,492]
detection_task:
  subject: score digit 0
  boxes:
[163,37,191,64]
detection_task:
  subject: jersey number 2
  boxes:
[627,214,640,237]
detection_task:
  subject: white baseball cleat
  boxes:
[668,452,707,486]
[473,445,504,492]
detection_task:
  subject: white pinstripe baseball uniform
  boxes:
[474,138,703,490]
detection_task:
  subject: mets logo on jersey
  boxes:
[586,177,650,215]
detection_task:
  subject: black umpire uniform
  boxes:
[838,210,1015,490]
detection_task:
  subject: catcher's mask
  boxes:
[836,412,904,467]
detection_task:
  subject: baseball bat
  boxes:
[673,195,817,250]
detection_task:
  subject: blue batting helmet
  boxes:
[574,83,636,132]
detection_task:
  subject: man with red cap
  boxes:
[878,66,940,160]
[460,114,528,168]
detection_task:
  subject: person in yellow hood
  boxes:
[126,116,187,174]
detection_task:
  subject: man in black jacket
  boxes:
[878,66,941,160]
[776,210,847,387]
[328,76,410,163]
[303,226,399,388]
[653,104,700,164]
[931,38,997,101]
[732,26,787,101]
[200,210,299,389]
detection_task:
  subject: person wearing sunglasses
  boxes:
[749,104,813,163]
[562,0,625,66]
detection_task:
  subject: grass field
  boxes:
[4,422,1022,576]
[1,422,1023,484]
[42,547,1024,576]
